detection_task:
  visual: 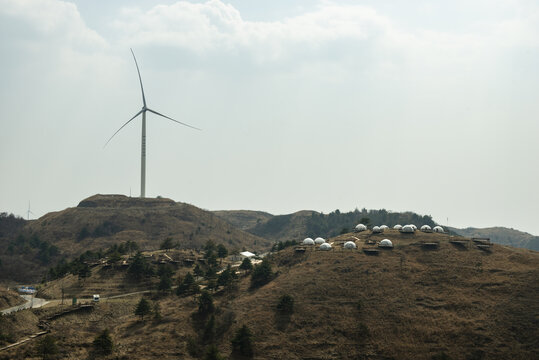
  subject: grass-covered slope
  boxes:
[3,230,537,359]
[0,195,271,283]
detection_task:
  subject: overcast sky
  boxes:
[1,0,538,234]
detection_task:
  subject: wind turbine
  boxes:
[105,49,200,198]
[27,201,34,220]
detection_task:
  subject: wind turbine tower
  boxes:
[105,49,200,197]
[27,201,34,220]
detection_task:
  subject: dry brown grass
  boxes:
[2,231,538,359]
[0,194,272,284]
[0,288,24,310]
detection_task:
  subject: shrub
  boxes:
[432,352,452,360]
[202,315,216,343]
[186,336,202,358]
[158,273,172,293]
[135,298,151,321]
[276,294,294,315]
[217,244,228,258]
[250,258,273,288]
[177,272,199,296]
[197,291,215,319]
[231,325,254,358]
[36,335,58,360]
[160,237,175,250]
[92,329,114,356]
[239,258,252,271]
[356,299,363,311]
[204,344,225,360]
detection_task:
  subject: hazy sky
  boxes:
[1,0,538,234]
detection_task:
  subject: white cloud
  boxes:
[114,1,391,62]
[0,0,107,49]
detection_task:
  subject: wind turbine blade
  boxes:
[103,110,144,148]
[146,108,201,131]
[131,48,146,108]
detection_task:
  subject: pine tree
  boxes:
[239,257,252,271]
[135,297,151,321]
[231,325,254,358]
[92,329,114,356]
[217,244,228,258]
[197,290,215,319]
[250,258,273,288]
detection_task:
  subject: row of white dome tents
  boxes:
[355,224,390,233]
[344,239,393,249]
[302,237,326,245]
[357,223,444,233]
[303,237,333,250]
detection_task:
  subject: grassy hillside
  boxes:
[0,195,271,284]
[2,230,537,359]
[452,226,539,251]
[0,288,24,310]
[213,210,273,231]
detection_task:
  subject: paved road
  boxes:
[1,295,49,315]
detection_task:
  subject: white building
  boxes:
[343,241,357,249]
[319,243,332,251]
[379,239,393,248]
[355,224,367,232]
[314,237,326,244]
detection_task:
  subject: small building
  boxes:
[401,225,415,233]
[372,226,383,233]
[380,225,389,230]
[379,239,393,248]
[343,241,357,249]
[314,237,326,245]
[433,226,444,233]
[355,224,367,232]
[421,225,432,232]
[319,243,332,251]
[240,251,256,258]
[393,224,403,230]
[303,238,315,245]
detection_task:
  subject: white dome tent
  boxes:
[355,224,367,232]
[421,225,432,232]
[401,225,415,233]
[303,238,315,245]
[343,241,357,249]
[314,237,326,245]
[393,224,403,230]
[379,239,393,248]
[380,225,389,230]
[433,226,444,233]
[319,243,332,251]
[372,226,383,233]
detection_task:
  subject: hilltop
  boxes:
[2,230,537,359]
[216,208,439,242]
[0,195,271,283]
[216,209,539,251]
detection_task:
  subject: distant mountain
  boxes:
[451,227,539,251]
[0,194,271,283]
